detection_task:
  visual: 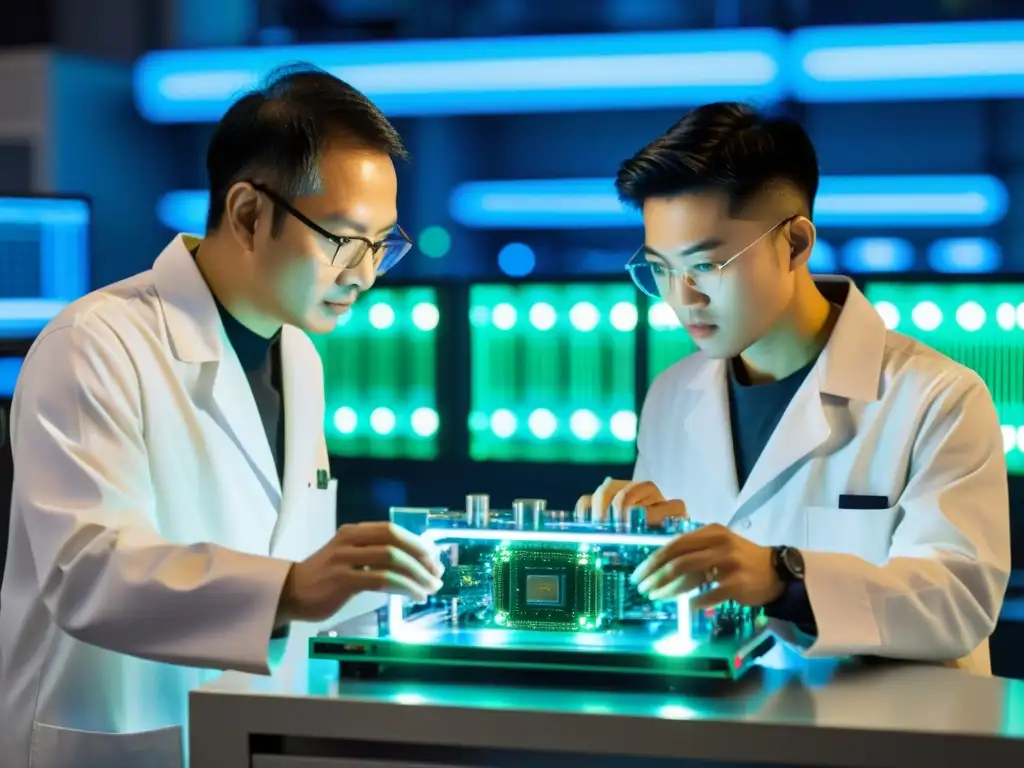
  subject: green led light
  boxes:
[865,282,1024,475]
[647,301,698,385]
[470,284,637,463]
[418,225,451,258]
[309,287,439,460]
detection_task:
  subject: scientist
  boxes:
[0,65,444,768]
[578,102,1010,673]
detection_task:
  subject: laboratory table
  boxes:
[190,637,1024,768]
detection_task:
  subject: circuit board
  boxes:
[311,501,775,682]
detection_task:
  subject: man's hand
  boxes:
[631,524,783,610]
[278,522,444,623]
[574,478,687,527]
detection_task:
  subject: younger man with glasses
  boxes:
[1,66,443,768]
[578,102,1009,673]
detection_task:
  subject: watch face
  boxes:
[782,547,806,579]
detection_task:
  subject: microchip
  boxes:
[525,573,563,606]
[492,544,603,630]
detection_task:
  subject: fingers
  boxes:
[635,548,721,598]
[690,579,737,611]
[337,522,444,577]
[346,568,435,602]
[337,544,444,594]
[574,494,592,520]
[644,574,705,601]
[591,478,657,522]
[645,499,688,528]
[630,524,727,584]
[609,481,664,524]
[590,477,621,522]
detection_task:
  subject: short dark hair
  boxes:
[615,102,819,218]
[204,63,407,233]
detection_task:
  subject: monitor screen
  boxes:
[309,286,440,460]
[0,195,91,339]
[469,282,637,464]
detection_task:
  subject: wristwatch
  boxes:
[772,546,806,583]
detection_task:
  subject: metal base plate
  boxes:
[311,622,775,683]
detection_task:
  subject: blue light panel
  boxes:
[0,197,91,339]
[808,241,837,273]
[927,238,1002,274]
[0,357,22,398]
[133,29,786,122]
[157,190,208,234]
[841,238,915,273]
[790,21,1024,102]
[446,175,1008,230]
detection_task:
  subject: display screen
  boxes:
[469,283,638,463]
[0,196,91,339]
[863,281,1024,475]
[309,286,439,460]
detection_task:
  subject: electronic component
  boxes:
[492,543,602,630]
[311,497,775,682]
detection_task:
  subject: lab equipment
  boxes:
[311,499,775,682]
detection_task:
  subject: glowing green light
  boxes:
[418,225,451,258]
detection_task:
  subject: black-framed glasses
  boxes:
[251,182,412,274]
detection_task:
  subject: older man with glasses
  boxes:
[578,102,1009,674]
[0,64,444,768]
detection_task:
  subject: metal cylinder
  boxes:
[513,498,546,530]
[465,494,491,528]
[543,509,571,525]
[627,506,647,533]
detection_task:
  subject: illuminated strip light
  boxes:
[133,30,785,123]
[157,191,208,235]
[927,238,1002,274]
[0,357,23,398]
[0,197,91,339]
[791,21,1024,101]
[841,238,915,273]
[0,299,70,336]
[445,175,1008,230]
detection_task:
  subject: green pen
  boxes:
[317,469,329,490]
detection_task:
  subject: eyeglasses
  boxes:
[625,216,796,299]
[250,182,412,274]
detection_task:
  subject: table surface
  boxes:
[190,628,1024,767]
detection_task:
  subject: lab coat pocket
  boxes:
[805,504,902,565]
[30,722,183,768]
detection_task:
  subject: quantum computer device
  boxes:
[310,496,775,682]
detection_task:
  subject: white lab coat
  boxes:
[0,236,338,768]
[635,277,1010,674]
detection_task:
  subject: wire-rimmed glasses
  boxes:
[625,216,797,299]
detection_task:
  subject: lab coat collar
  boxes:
[152,234,223,364]
[152,235,283,501]
[813,276,886,403]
